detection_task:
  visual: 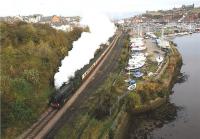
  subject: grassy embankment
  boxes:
[0,21,83,138]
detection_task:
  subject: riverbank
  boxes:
[112,41,182,138]
[150,33,200,139]
[131,42,182,113]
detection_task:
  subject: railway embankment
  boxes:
[53,32,129,139]
[53,34,182,139]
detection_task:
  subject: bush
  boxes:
[11,78,33,94]
[23,69,40,85]
[94,89,115,120]
[139,91,150,103]
[11,100,37,122]
[94,76,117,120]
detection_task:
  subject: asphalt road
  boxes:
[46,32,126,138]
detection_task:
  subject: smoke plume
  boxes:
[54,13,116,89]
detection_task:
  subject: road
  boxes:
[45,32,126,138]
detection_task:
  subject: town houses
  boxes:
[0,14,82,32]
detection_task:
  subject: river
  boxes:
[150,33,200,139]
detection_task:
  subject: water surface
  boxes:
[151,33,200,139]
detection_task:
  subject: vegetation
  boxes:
[54,31,182,138]
[55,73,122,139]
[0,21,83,138]
[143,7,200,20]
[55,34,130,139]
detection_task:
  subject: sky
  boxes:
[0,0,200,18]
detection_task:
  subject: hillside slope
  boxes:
[0,21,83,138]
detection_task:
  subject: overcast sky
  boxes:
[0,0,200,18]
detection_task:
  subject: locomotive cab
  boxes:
[49,91,64,108]
[49,83,74,109]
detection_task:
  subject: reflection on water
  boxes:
[150,33,200,139]
[126,102,181,139]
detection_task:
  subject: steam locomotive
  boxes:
[49,34,119,109]
[49,82,74,108]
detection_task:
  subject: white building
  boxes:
[51,25,73,32]
[30,15,42,23]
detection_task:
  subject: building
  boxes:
[51,15,61,23]
[182,4,194,10]
[26,14,42,23]
[51,24,73,32]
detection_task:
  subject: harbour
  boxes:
[124,33,200,139]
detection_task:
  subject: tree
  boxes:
[94,88,115,119]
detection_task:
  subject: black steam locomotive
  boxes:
[49,82,74,108]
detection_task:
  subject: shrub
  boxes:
[11,100,37,123]
[11,78,33,94]
[23,69,40,85]
[139,91,150,103]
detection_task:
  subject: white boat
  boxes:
[131,56,146,61]
[129,61,145,66]
[131,45,147,51]
[130,37,143,43]
[130,37,146,51]
[127,61,145,70]
[128,53,146,70]
[128,84,136,91]
[130,41,144,47]
[129,57,146,65]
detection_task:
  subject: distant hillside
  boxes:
[0,21,83,138]
[143,6,200,21]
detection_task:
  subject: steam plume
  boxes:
[54,13,116,89]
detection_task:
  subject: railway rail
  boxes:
[18,108,58,139]
[18,31,122,139]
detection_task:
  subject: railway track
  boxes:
[18,108,58,139]
[46,32,126,138]
[18,31,121,139]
